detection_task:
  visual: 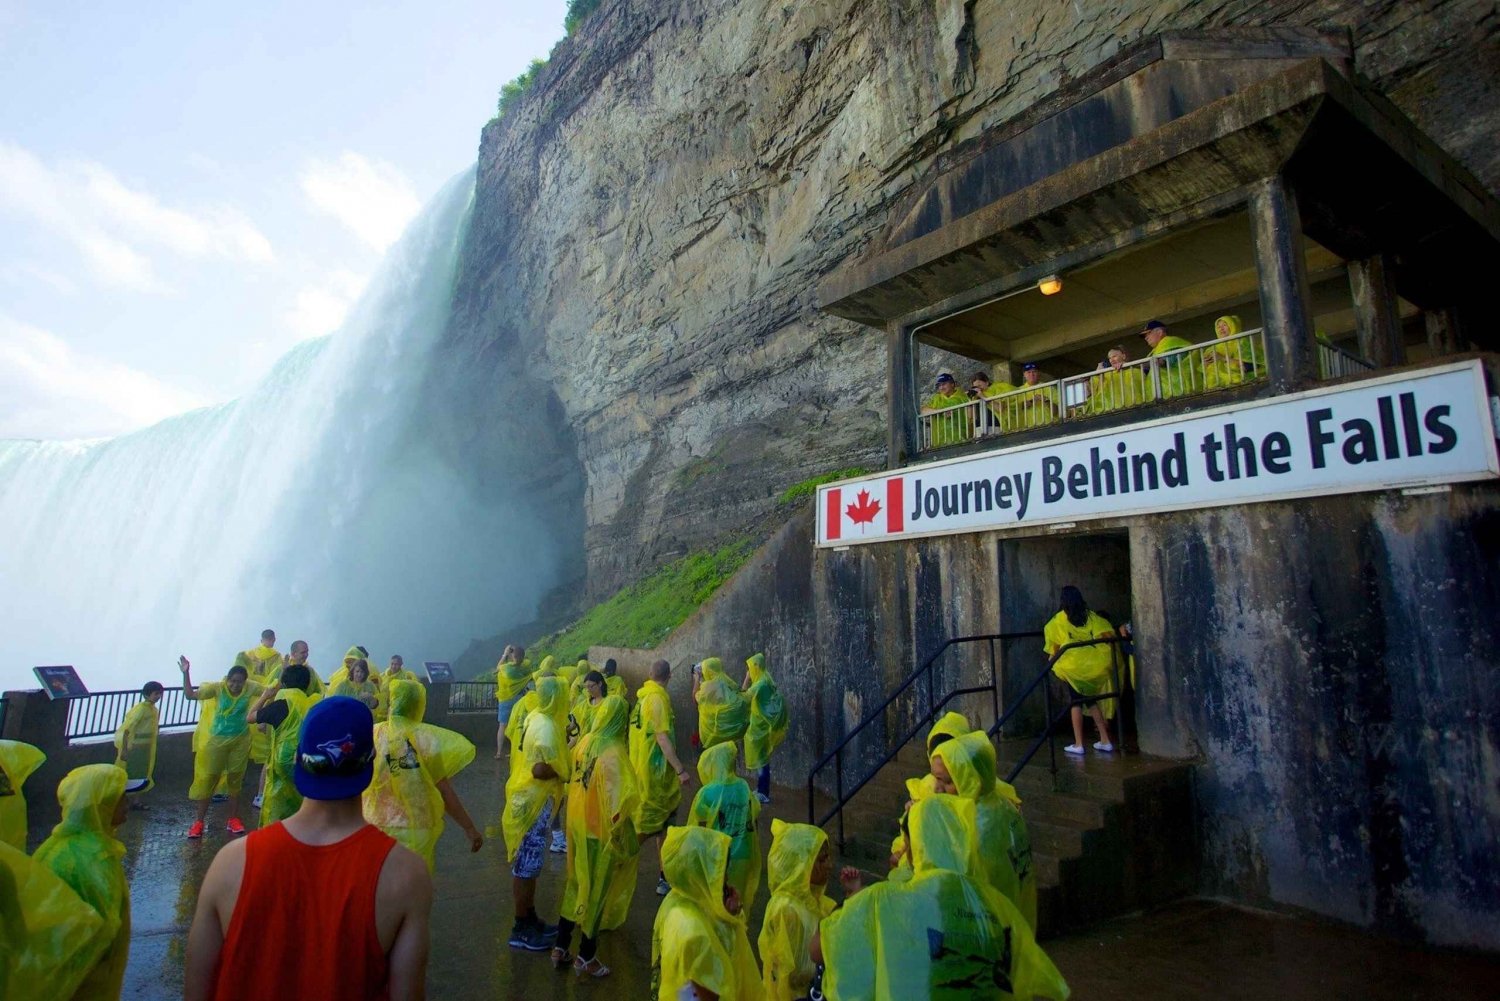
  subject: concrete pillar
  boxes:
[991,359,1018,386]
[1424,307,1465,356]
[887,323,918,466]
[1349,255,1404,367]
[1248,176,1318,392]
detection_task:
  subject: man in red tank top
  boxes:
[185,695,433,1001]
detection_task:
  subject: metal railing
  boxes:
[1318,340,1376,379]
[987,635,1129,785]
[444,681,498,714]
[919,329,1270,451]
[65,687,201,741]
[806,631,1041,846]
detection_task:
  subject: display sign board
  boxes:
[818,360,1499,547]
[34,665,89,699]
[423,661,454,683]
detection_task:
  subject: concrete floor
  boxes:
[92,754,1499,1000]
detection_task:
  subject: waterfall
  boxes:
[0,169,558,691]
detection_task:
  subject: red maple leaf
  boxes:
[846,489,881,527]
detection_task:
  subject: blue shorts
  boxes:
[497,695,520,724]
[511,799,553,880]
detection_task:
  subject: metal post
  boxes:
[988,637,999,733]
[1044,675,1057,781]
[835,749,845,849]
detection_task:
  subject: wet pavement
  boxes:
[81,756,1500,999]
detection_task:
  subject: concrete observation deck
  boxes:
[73,758,1497,1000]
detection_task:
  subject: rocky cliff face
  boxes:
[434,0,1499,605]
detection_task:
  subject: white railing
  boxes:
[1318,340,1376,379]
[917,328,1269,451]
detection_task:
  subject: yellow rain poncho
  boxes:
[743,653,789,771]
[689,741,760,906]
[332,675,380,713]
[260,688,319,827]
[113,698,158,792]
[1088,363,1154,414]
[241,651,276,765]
[0,740,46,850]
[34,764,132,1001]
[904,711,973,809]
[493,655,533,703]
[934,732,1036,928]
[604,674,627,701]
[823,795,1068,1001]
[505,656,557,752]
[1204,314,1254,389]
[363,680,476,873]
[1044,610,1120,718]
[1148,333,1198,399]
[924,387,973,447]
[560,696,640,936]
[243,643,281,684]
[187,678,262,800]
[650,826,760,1001]
[695,657,749,750]
[1,839,112,1000]
[759,820,834,1001]
[502,676,570,863]
[630,677,682,834]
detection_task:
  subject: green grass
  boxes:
[496,58,549,118]
[485,539,757,675]
[564,0,603,35]
[778,467,873,505]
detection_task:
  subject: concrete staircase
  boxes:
[827,738,1199,938]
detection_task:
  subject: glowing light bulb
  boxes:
[1038,274,1063,296]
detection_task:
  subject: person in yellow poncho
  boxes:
[921,372,973,448]
[34,763,134,1001]
[632,659,692,897]
[1,838,112,1000]
[818,794,1069,1001]
[502,675,570,951]
[1141,319,1199,399]
[759,820,835,1001]
[242,629,281,686]
[933,731,1036,929]
[325,644,368,691]
[0,739,46,851]
[248,665,320,827]
[688,741,761,908]
[505,655,557,762]
[180,658,263,839]
[114,681,163,797]
[692,656,748,751]
[493,644,532,760]
[331,657,381,714]
[375,655,419,720]
[363,679,482,873]
[741,652,788,805]
[1045,586,1120,756]
[650,825,760,1001]
[601,658,627,700]
[553,695,639,977]
[571,670,607,738]
[970,372,1018,437]
[1203,314,1259,389]
[891,710,972,872]
[1088,345,1154,415]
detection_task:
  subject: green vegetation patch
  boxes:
[497,58,548,118]
[487,539,757,675]
[778,467,873,505]
[564,0,604,35]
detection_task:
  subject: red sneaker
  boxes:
[225,818,246,836]
[187,820,205,839]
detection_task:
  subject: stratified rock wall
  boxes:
[443,0,1499,600]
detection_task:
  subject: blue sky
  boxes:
[0,0,569,438]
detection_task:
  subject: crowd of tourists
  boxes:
[0,587,1125,999]
[921,314,1261,445]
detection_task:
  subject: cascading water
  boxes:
[0,169,560,691]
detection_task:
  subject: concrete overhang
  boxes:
[818,34,1500,328]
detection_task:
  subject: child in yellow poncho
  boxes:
[650,826,760,1000]
[553,695,639,976]
[891,710,971,871]
[688,741,761,908]
[113,681,163,795]
[933,730,1037,929]
[759,820,835,1001]
[34,764,133,1001]
[363,680,481,872]
[819,795,1068,1001]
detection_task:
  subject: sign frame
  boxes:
[423,661,455,683]
[33,665,90,700]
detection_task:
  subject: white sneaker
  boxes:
[251,793,263,809]
[1063,744,1086,756]
[1094,741,1116,753]
[549,831,567,853]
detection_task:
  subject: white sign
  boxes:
[817,361,1499,547]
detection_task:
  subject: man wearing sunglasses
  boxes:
[185,696,433,1001]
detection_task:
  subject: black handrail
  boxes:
[806,631,1041,845]
[444,681,499,713]
[65,687,202,741]
[987,635,1129,785]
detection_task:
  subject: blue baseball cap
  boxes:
[294,696,376,801]
[936,372,956,386]
[1023,362,1039,371]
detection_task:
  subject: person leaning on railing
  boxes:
[1140,319,1197,399]
[920,372,973,447]
[1002,363,1060,432]
[968,371,1015,436]
[1202,314,1260,389]
[1087,345,1153,415]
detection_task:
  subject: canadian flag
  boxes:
[825,478,904,541]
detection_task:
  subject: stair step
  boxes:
[1016,789,1110,827]
[1023,815,1093,858]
